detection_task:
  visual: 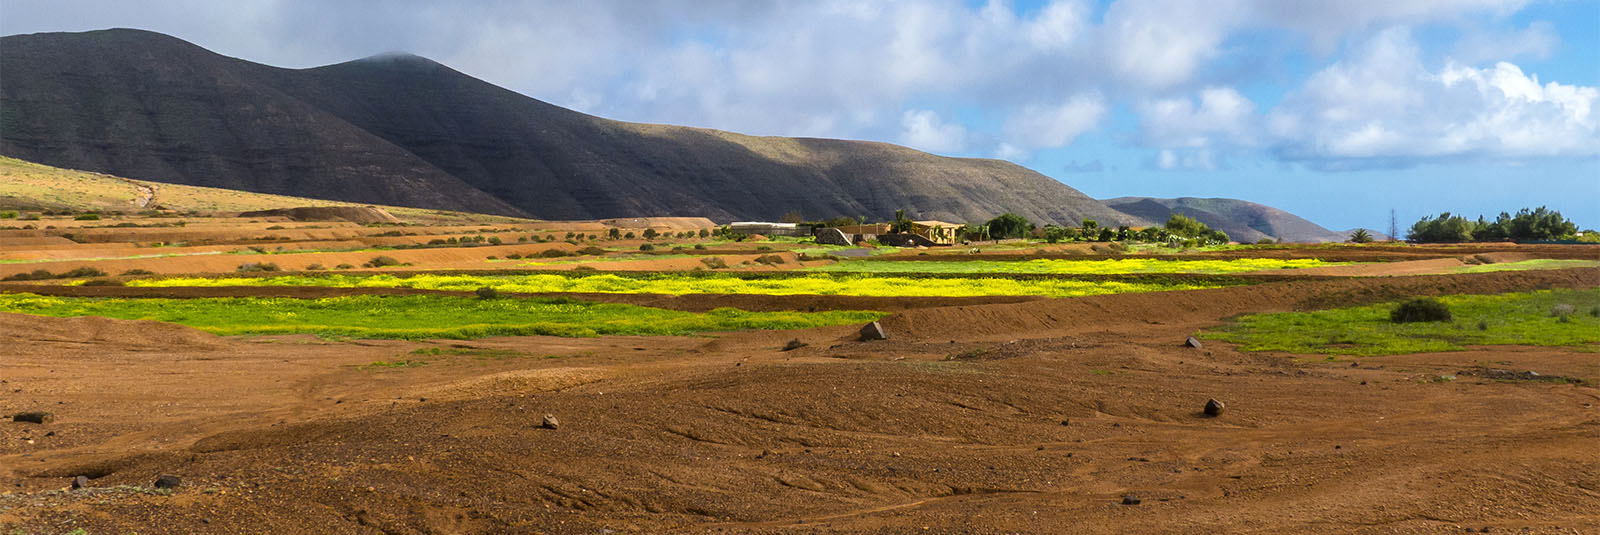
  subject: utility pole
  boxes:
[1389,209,1398,242]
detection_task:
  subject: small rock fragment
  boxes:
[11,411,52,424]
[1184,336,1203,349]
[71,476,89,490]
[1203,398,1226,417]
[154,474,181,489]
[540,414,559,430]
[1121,495,1141,505]
[859,322,888,341]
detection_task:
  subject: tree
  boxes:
[890,209,915,233]
[1080,219,1098,234]
[608,228,622,240]
[642,228,659,240]
[780,210,805,224]
[1407,213,1475,243]
[985,213,1034,239]
[1163,213,1211,239]
[1348,228,1374,243]
[1096,227,1116,242]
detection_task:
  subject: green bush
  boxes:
[119,269,155,276]
[475,286,500,299]
[985,213,1033,239]
[237,262,281,273]
[81,279,124,287]
[305,264,326,271]
[335,264,355,270]
[755,254,785,265]
[693,244,706,250]
[539,249,572,258]
[0,211,16,219]
[365,256,401,268]
[639,244,655,252]
[19,213,40,221]
[74,213,101,221]
[577,246,607,256]
[1391,298,1452,323]
[701,257,728,269]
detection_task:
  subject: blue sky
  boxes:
[3,0,1596,231]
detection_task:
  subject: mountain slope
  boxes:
[1102,197,1348,243]
[0,29,1138,225]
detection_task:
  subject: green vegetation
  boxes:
[1203,288,1600,355]
[809,257,1340,275]
[985,212,1034,239]
[1409,206,1578,242]
[1348,228,1374,243]
[1390,297,1451,323]
[0,293,886,340]
[127,272,1236,298]
[1455,259,1600,273]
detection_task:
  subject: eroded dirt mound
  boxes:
[237,206,401,224]
[0,312,227,351]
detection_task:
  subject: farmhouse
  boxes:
[728,221,803,237]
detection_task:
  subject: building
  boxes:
[910,220,961,245]
[728,222,803,237]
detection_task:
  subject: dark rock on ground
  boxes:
[71,476,89,490]
[1121,495,1141,505]
[860,322,888,341]
[11,411,52,424]
[1204,398,1226,417]
[154,474,181,489]
[1184,336,1203,349]
[540,414,559,430]
[782,339,808,351]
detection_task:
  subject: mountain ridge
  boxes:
[0,28,1141,226]
[1102,196,1350,243]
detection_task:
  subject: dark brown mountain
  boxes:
[1102,196,1349,243]
[0,28,1139,225]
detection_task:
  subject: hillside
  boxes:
[0,156,524,224]
[0,29,1139,226]
[1102,196,1349,243]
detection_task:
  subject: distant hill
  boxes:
[0,29,1139,226]
[1102,197,1349,243]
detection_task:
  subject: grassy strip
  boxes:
[1455,259,1600,273]
[809,257,1344,275]
[0,293,886,340]
[1202,288,1600,355]
[126,272,1234,298]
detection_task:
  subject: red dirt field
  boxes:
[3,268,1598,534]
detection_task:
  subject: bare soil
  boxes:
[3,268,1598,534]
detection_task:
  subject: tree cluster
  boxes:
[1407,207,1578,243]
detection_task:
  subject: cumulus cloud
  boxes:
[1003,93,1107,150]
[1139,87,1257,148]
[1267,27,1599,168]
[898,109,969,153]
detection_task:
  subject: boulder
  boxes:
[814,228,851,246]
[154,474,181,489]
[1121,495,1141,505]
[72,476,89,490]
[859,322,888,341]
[1184,336,1203,349]
[540,414,560,430]
[11,411,52,424]
[1203,398,1226,417]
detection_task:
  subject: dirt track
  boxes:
[3,269,1598,534]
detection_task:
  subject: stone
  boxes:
[813,228,851,246]
[154,474,181,489]
[540,414,559,430]
[782,339,808,351]
[1184,336,1203,349]
[1121,495,1141,505]
[859,321,888,341]
[11,411,52,424]
[1203,398,1225,417]
[71,476,89,490]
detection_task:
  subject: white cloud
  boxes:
[1451,21,1558,65]
[1003,93,1107,149]
[1268,27,1599,166]
[898,109,969,153]
[1139,86,1257,148]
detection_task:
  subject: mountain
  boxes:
[1101,197,1349,243]
[0,29,1139,226]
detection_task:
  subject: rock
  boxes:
[11,411,52,424]
[859,321,888,341]
[540,414,560,430]
[782,339,808,351]
[813,228,852,246]
[1121,495,1141,505]
[71,476,89,490]
[1184,336,1203,349]
[153,474,181,489]
[1203,398,1226,417]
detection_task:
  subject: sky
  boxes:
[2,0,1597,232]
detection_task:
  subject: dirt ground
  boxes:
[3,266,1598,534]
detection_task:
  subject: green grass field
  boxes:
[126,272,1237,298]
[0,293,885,339]
[808,257,1344,275]
[1202,288,1600,355]
[1455,259,1600,273]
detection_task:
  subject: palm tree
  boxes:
[890,209,914,233]
[1349,228,1374,243]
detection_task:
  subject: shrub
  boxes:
[756,245,772,251]
[698,229,710,238]
[305,264,326,271]
[335,264,355,270]
[119,269,155,276]
[81,279,124,287]
[577,246,607,256]
[365,256,401,268]
[1256,238,1277,245]
[20,213,40,220]
[0,211,15,219]
[701,257,728,269]
[59,266,107,278]
[755,254,785,265]
[608,228,622,240]
[486,256,498,260]
[487,236,502,245]
[74,213,101,221]
[624,232,636,239]
[985,213,1033,239]
[1551,304,1576,317]
[571,265,598,271]
[694,244,706,250]
[1390,298,1451,323]
[506,253,523,260]
[475,286,500,300]
[538,249,572,258]
[237,262,281,273]
[639,244,655,252]
[642,229,659,240]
